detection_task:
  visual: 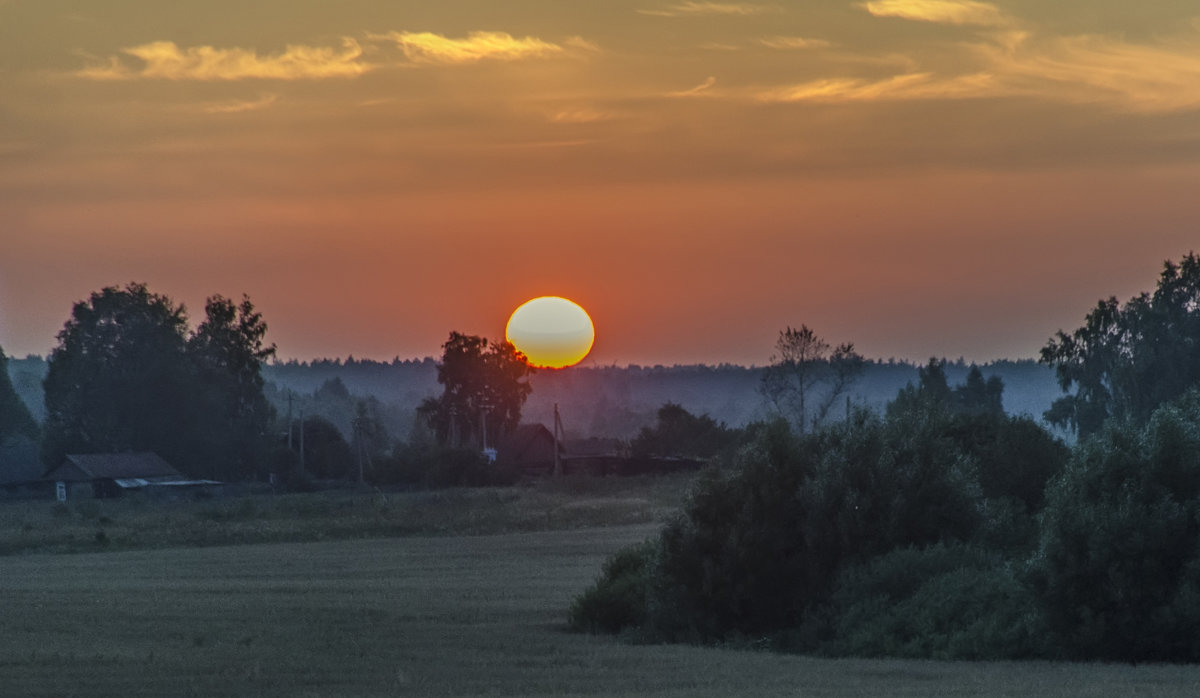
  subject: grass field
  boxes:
[5,483,1200,696]
[0,475,688,556]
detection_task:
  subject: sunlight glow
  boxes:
[506,297,595,369]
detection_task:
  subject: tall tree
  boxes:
[42,283,195,469]
[189,294,276,480]
[0,346,38,445]
[419,332,533,448]
[1041,252,1200,436]
[760,325,864,432]
[41,283,275,480]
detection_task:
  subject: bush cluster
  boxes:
[571,377,1200,662]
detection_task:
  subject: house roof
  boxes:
[46,452,183,482]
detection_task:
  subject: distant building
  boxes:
[496,426,703,477]
[497,424,561,477]
[45,452,222,501]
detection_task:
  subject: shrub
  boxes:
[1033,393,1200,661]
[642,413,982,644]
[829,545,1048,659]
[568,542,655,635]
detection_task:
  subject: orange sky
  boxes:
[3,1,1200,365]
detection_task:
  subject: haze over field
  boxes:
[2,1,1198,364]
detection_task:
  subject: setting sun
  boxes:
[506,296,595,369]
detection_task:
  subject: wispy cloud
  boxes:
[861,0,1011,27]
[75,39,367,80]
[758,36,833,50]
[372,31,563,64]
[639,2,778,18]
[669,76,718,97]
[757,72,998,103]
[981,32,1200,113]
[204,93,280,114]
[755,27,1200,113]
[549,108,621,123]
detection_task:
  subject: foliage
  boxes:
[1033,392,1200,662]
[0,345,39,445]
[189,294,277,480]
[759,325,864,432]
[418,332,533,448]
[297,415,354,481]
[887,360,1004,422]
[1041,252,1200,436]
[641,413,981,645]
[568,541,656,635]
[829,544,1048,660]
[629,402,738,461]
[42,283,196,470]
[573,363,1070,656]
[886,361,1067,550]
[40,283,275,480]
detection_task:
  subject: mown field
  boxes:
[4,483,1200,696]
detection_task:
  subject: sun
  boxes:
[506,296,595,369]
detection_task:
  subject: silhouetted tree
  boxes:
[418,332,533,448]
[41,283,275,480]
[888,360,1005,421]
[630,402,734,460]
[1041,252,1200,436]
[760,325,864,432]
[0,346,38,445]
[954,365,1005,416]
[189,294,276,480]
[42,283,196,469]
[298,415,353,480]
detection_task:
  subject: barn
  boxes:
[497,424,562,477]
[45,452,222,500]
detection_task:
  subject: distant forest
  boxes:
[6,354,1064,444]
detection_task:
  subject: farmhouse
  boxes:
[45,452,222,501]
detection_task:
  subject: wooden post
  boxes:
[553,403,562,478]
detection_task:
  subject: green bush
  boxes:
[1033,393,1200,661]
[640,413,982,645]
[829,545,1048,659]
[568,542,655,635]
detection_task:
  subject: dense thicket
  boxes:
[570,364,1072,657]
[1034,393,1200,662]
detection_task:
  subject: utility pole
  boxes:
[479,399,491,451]
[553,403,562,478]
[299,406,305,476]
[286,391,294,450]
[353,415,370,486]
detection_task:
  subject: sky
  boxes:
[2,0,1199,366]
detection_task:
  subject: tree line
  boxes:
[570,251,1200,663]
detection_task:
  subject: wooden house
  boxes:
[45,452,221,500]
